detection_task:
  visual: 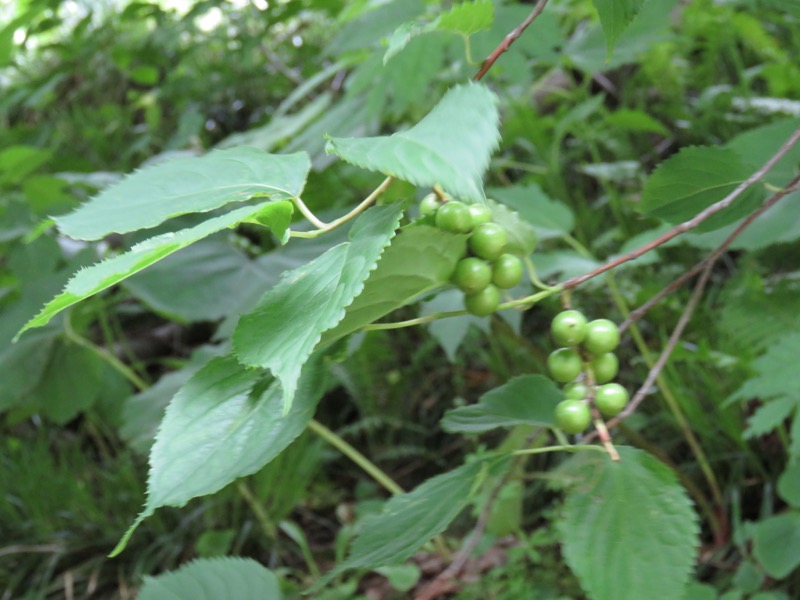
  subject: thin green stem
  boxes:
[290,176,394,238]
[363,287,563,331]
[237,481,278,540]
[524,255,557,291]
[512,444,607,457]
[307,419,404,496]
[63,313,149,392]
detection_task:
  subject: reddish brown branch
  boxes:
[621,173,800,332]
[473,0,549,82]
[562,126,800,290]
[588,172,800,438]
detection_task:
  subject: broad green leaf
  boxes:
[727,118,800,186]
[111,353,326,556]
[441,375,561,433]
[489,184,574,240]
[137,557,282,600]
[123,239,277,323]
[326,83,499,202]
[486,199,538,255]
[604,109,670,136]
[16,201,293,339]
[559,446,699,600]
[33,341,104,424]
[233,204,403,411]
[592,0,648,56]
[384,0,493,63]
[778,463,800,508]
[730,333,800,405]
[316,459,492,587]
[639,146,761,233]
[565,0,676,74]
[752,512,800,579]
[319,225,467,346]
[55,148,309,240]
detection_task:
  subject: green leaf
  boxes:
[326,83,499,202]
[136,557,282,600]
[16,201,293,339]
[752,512,800,579]
[487,199,538,254]
[441,375,561,433]
[639,146,761,233]
[54,148,309,240]
[123,239,277,323]
[488,184,575,241]
[727,118,800,186]
[316,459,492,587]
[778,463,800,508]
[233,204,403,411]
[111,354,326,556]
[384,0,493,63]
[730,333,800,410]
[559,446,699,600]
[592,0,648,56]
[319,224,467,346]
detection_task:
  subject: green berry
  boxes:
[589,352,619,384]
[467,204,493,228]
[491,254,523,289]
[584,319,620,355]
[594,383,629,418]
[564,381,590,401]
[547,347,583,383]
[469,223,508,260]
[464,284,501,316]
[555,399,592,434]
[419,193,441,217]
[435,201,473,233]
[551,310,588,346]
[453,257,492,295]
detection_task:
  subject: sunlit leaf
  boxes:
[16,201,293,339]
[233,204,403,411]
[55,148,309,240]
[326,83,499,202]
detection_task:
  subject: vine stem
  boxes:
[62,313,149,392]
[307,419,405,496]
[562,126,800,290]
[362,286,562,332]
[512,444,607,457]
[290,176,394,238]
[620,172,800,332]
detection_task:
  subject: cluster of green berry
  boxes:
[546,310,629,434]
[420,193,524,317]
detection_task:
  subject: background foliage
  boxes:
[2,0,800,598]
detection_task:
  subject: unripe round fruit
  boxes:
[467,204,493,228]
[547,347,583,383]
[453,257,492,295]
[555,399,592,434]
[589,352,619,384]
[551,310,588,346]
[435,201,473,233]
[469,223,508,260]
[491,254,523,289]
[594,383,629,418]
[419,193,441,217]
[464,284,501,316]
[584,319,620,355]
[563,381,590,401]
